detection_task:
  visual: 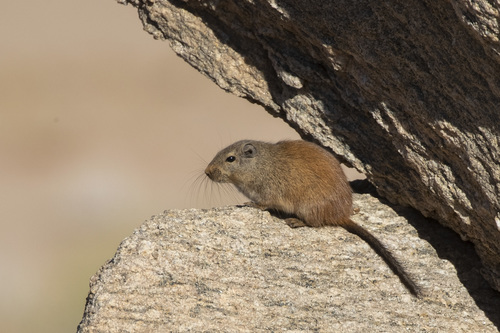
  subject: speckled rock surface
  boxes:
[115,0,500,292]
[78,191,500,332]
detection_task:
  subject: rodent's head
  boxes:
[205,140,262,184]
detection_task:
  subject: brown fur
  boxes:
[205,140,420,296]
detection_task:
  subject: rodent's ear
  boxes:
[242,143,257,158]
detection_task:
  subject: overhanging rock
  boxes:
[118,0,500,291]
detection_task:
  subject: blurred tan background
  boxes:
[0,1,361,332]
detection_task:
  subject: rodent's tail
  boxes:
[343,219,421,297]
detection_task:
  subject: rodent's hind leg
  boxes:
[285,218,308,228]
[244,202,308,228]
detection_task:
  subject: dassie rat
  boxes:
[205,140,420,297]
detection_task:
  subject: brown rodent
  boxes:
[205,139,421,297]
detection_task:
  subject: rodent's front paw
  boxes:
[244,202,269,210]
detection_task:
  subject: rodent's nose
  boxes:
[205,165,220,181]
[204,166,212,179]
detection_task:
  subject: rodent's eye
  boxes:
[226,156,236,162]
